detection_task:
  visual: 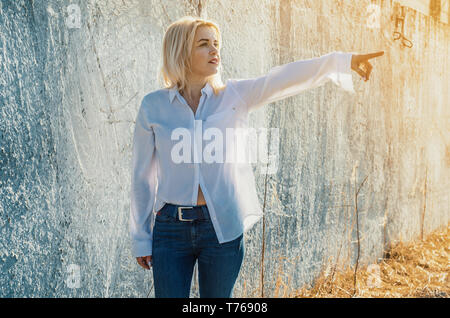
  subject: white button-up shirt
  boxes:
[130,51,354,257]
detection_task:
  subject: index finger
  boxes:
[364,51,384,60]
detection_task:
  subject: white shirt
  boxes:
[129,51,355,257]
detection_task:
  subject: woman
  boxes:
[130,15,384,298]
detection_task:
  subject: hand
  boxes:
[136,255,152,270]
[351,51,384,82]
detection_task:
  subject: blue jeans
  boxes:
[151,203,244,298]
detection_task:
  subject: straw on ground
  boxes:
[292,224,449,298]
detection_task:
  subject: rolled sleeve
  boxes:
[333,51,355,94]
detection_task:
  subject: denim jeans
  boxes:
[151,203,244,298]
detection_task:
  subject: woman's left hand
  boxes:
[351,51,385,82]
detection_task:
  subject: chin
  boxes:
[204,69,218,76]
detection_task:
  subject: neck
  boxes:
[180,75,208,101]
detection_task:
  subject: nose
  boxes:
[210,45,219,53]
[210,50,219,59]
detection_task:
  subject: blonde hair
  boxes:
[158,16,226,96]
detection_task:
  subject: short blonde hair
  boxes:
[158,16,226,96]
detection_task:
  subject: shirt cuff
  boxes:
[132,239,153,258]
[335,52,355,94]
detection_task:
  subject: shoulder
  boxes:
[225,78,236,87]
[139,88,169,113]
[224,78,246,105]
[135,89,169,127]
[223,79,241,97]
[141,88,168,106]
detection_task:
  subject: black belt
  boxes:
[159,203,209,222]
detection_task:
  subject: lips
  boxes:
[209,58,219,64]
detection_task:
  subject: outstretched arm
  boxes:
[228,50,384,113]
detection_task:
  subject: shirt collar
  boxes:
[168,82,213,104]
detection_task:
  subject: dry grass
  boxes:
[292,224,449,298]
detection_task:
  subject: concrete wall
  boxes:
[395,0,449,23]
[0,0,448,297]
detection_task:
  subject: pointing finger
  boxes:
[364,51,384,60]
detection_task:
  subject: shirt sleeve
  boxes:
[129,96,158,258]
[228,51,355,113]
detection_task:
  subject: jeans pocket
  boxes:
[155,213,177,223]
[155,205,177,223]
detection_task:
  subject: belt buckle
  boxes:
[178,206,194,221]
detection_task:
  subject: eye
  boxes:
[201,42,219,48]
